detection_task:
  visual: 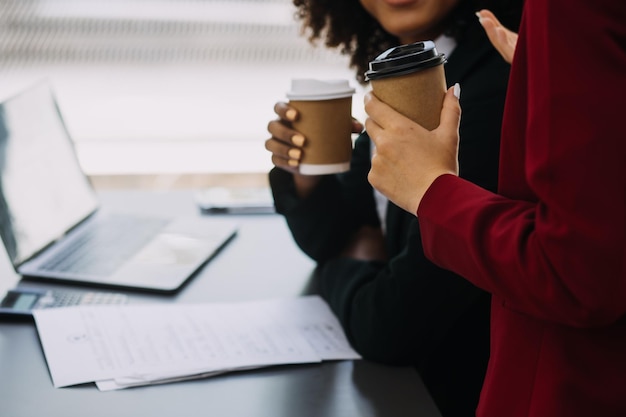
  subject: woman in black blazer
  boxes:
[265,1,523,416]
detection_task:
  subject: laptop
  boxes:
[0,82,238,293]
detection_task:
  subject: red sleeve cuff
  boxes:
[417,174,465,217]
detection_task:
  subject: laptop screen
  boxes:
[0,83,99,267]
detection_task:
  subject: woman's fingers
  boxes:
[267,118,298,143]
[274,101,298,122]
[265,136,303,171]
[351,117,364,134]
[266,102,308,173]
[476,9,518,64]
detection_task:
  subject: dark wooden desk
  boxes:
[0,189,441,417]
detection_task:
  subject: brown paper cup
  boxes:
[365,41,447,131]
[287,79,355,175]
[370,64,446,131]
[289,97,353,174]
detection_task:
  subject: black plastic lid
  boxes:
[364,40,446,81]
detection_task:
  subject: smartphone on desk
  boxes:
[0,288,128,318]
[196,187,275,215]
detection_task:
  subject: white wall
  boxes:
[0,0,364,175]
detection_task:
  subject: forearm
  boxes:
[269,132,381,261]
[269,168,363,261]
[318,223,488,364]
[418,174,626,327]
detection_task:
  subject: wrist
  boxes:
[293,174,322,199]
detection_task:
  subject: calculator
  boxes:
[0,288,128,317]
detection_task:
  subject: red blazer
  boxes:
[417,0,626,416]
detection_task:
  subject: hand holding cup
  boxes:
[284,79,356,176]
[363,41,459,214]
[265,101,308,175]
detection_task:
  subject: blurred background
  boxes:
[0,0,364,189]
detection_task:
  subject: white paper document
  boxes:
[32,295,360,390]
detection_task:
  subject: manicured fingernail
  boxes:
[475,12,484,24]
[453,83,461,99]
[291,134,305,147]
[288,148,302,159]
[288,159,299,167]
[286,109,297,121]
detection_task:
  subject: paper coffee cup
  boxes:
[365,41,447,130]
[286,79,355,175]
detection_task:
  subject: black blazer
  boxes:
[270,19,510,417]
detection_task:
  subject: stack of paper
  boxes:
[32,295,361,391]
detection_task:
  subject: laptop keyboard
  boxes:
[39,214,169,277]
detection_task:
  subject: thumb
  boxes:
[438,84,462,138]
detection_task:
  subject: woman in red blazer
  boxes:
[364,0,626,416]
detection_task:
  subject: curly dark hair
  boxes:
[292,0,524,83]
